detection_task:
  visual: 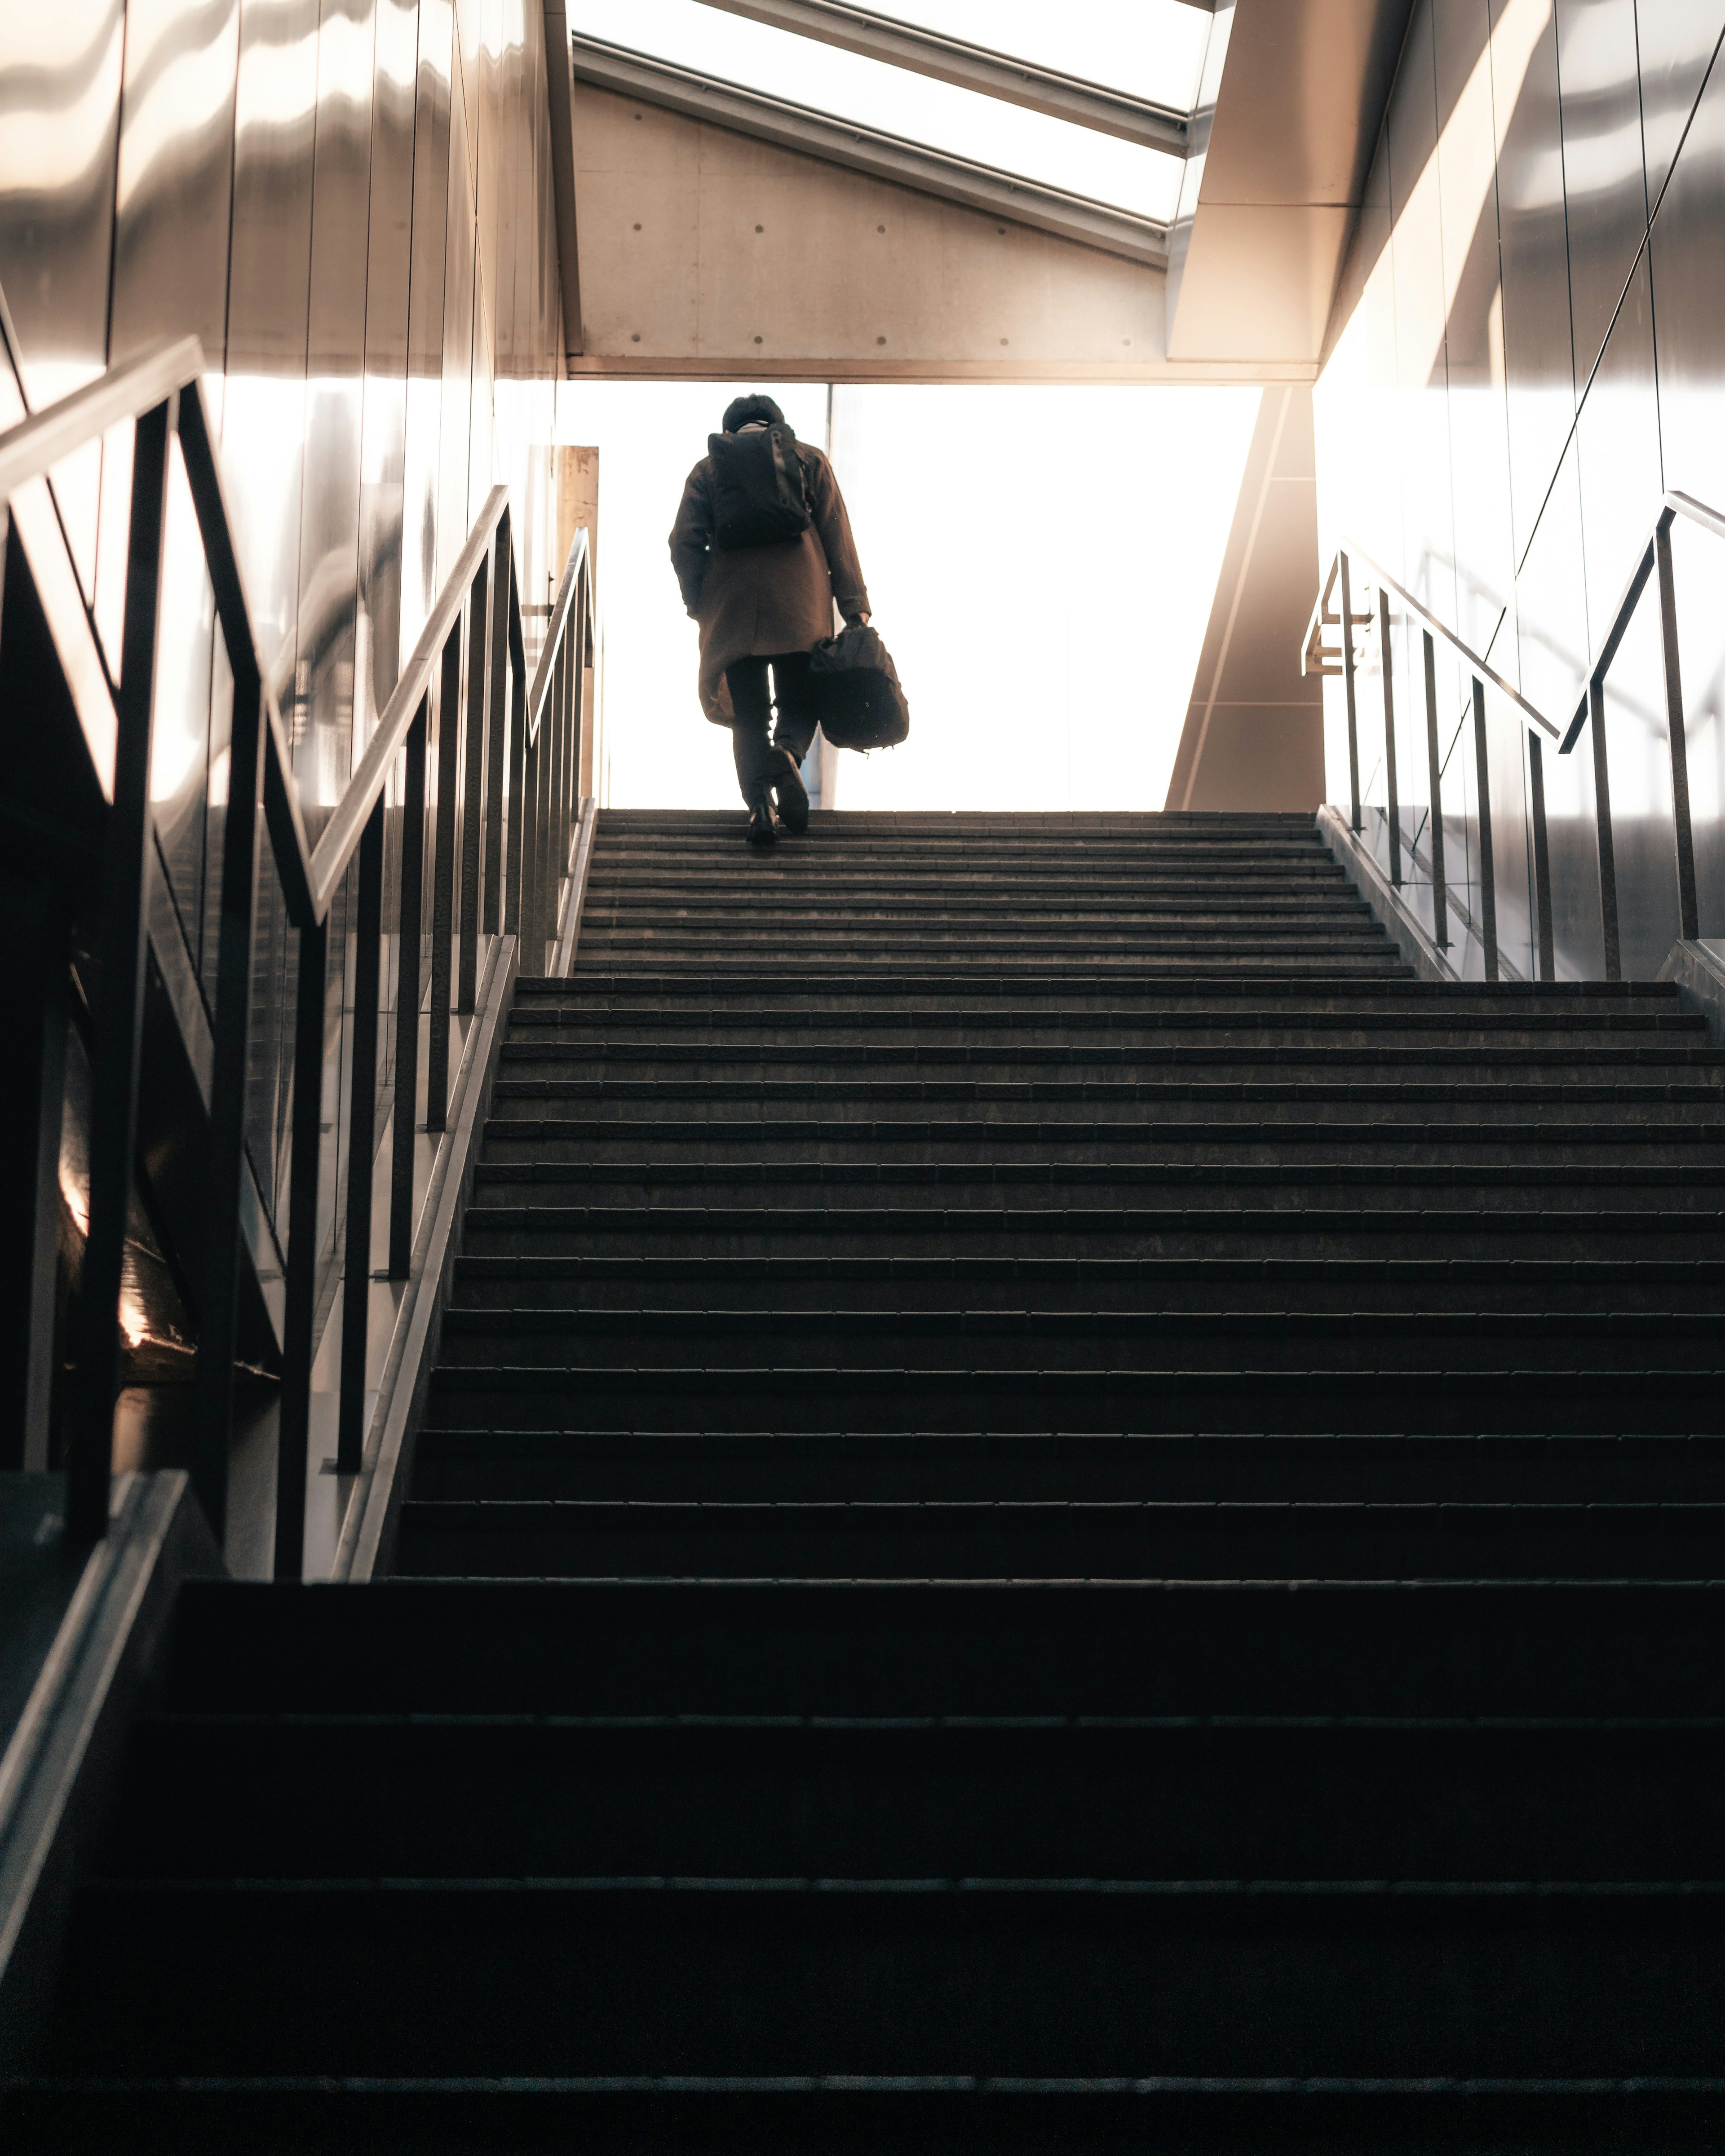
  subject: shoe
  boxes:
[746,793,778,845]
[767,746,809,836]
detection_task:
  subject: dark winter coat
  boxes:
[669,437,871,725]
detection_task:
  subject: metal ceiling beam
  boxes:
[687,0,1190,156]
[542,0,585,358]
[567,36,1170,267]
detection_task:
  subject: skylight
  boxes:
[873,1,1212,114]
[566,0,1191,225]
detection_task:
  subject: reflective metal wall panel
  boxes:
[0,2,124,407]
[224,0,320,703]
[358,0,418,741]
[1555,0,1648,387]
[1673,514,1725,939]
[1601,575,1683,977]
[1542,711,1608,981]
[1490,0,1576,566]
[402,0,454,654]
[1435,0,1516,661]
[438,55,476,585]
[1575,246,1662,644]
[1637,0,1725,208]
[0,0,125,592]
[295,0,379,800]
[1650,47,1725,511]
[109,0,240,366]
[1513,436,1588,735]
[1388,2,1460,624]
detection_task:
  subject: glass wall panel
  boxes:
[1490,0,1576,563]
[1600,576,1683,978]
[1555,0,1649,387]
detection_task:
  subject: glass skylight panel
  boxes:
[873,1,1211,116]
[568,0,1186,225]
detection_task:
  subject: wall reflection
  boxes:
[1316,0,1725,982]
[0,0,565,1564]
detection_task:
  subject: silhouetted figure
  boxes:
[670,395,871,844]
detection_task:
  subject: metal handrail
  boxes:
[1304,486,1725,987]
[1302,536,1558,745]
[0,332,596,1567]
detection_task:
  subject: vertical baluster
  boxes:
[426,627,461,1132]
[1590,676,1622,981]
[274,912,327,1579]
[1377,587,1401,885]
[540,678,559,969]
[190,657,267,1542]
[1471,677,1498,982]
[505,648,528,937]
[508,636,526,950]
[1339,551,1362,835]
[1655,513,1700,941]
[482,522,511,935]
[337,799,386,1472]
[67,397,172,1544]
[521,716,543,975]
[389,699,428,1277]
[458,555,489,1014]
[1421,631,1450,947]
[1527,733,1555,983]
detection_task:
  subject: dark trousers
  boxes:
[726,652,818,803]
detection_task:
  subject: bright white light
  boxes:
[874,0,1211,111]
[568,0,1184,222]
[558,379,1260,813]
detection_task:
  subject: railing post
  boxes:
[1471,676,1499,982]
[1590,676,1622,981]
[505,650,528,938]
[1421,630,1449,947]
[458,555,489,1014]
[1527,733,1555,983]
[274,911,327,1580]
[426,627,461,1133]
[66,395,172,1545]
[1654,513,1701,941]
[1377,586,1401,885]
[482,521,510,936]
[521,719,543,975]
[389,698,428,1277]
[190,659,267,1544]
[336,797,385,1473]
[1339,550,1362,834]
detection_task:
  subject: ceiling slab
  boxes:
[569,34,1171,266]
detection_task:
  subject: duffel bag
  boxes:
[808,623,910,751]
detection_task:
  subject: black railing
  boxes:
[1303,490,1725,984]
[0,334,593,1564]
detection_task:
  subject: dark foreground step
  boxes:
[107,1714,1725,1882]
[409,1428,1725,1504]
[155,1580,1725,1719]
[44,1878,1725,2079]
[9,2078,1725,2156]
[390,1494,1725,1581]
[424,1363,1725,1436]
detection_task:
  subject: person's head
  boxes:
[721,393,787,435]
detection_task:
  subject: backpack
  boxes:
[707,425,813,549]
[808,624,911,751]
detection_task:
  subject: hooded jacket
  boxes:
[669,434,871,725]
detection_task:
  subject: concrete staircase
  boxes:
[17,809,1725,2151]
